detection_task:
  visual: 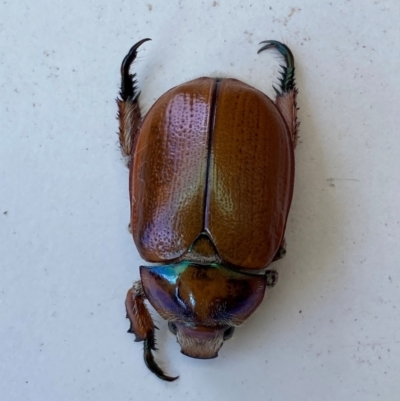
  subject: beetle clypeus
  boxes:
[117,38,298,381]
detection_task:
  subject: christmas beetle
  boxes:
[117,38,298,381]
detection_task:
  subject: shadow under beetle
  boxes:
[117,38,299,381]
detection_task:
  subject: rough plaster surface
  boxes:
[1,1,400,400]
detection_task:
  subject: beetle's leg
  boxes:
[258,40,299,147]
[117,38,151,167]
[272,238,287,262]
[125,281,178,381]
[265,270,279,287]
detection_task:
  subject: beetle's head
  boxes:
[167,321,234,359]
[140,262,268,359]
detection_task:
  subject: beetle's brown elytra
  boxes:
[117,38,299,381]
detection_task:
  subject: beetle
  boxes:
[117,38,298,381]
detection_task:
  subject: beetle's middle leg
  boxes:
[272,238,287,262]
[125,281,178,381]
[258,40,299,147]
[117,38,151,167]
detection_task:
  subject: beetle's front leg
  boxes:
[258,41,299,147]
[117,38,151,167]
[125,281,178,381]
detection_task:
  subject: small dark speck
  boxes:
[299,310,302,314]
[26,381,28,384]
[389,276,392,283]
[3,211,7,215]
[147,4,152,11]
[213,1,218,6]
